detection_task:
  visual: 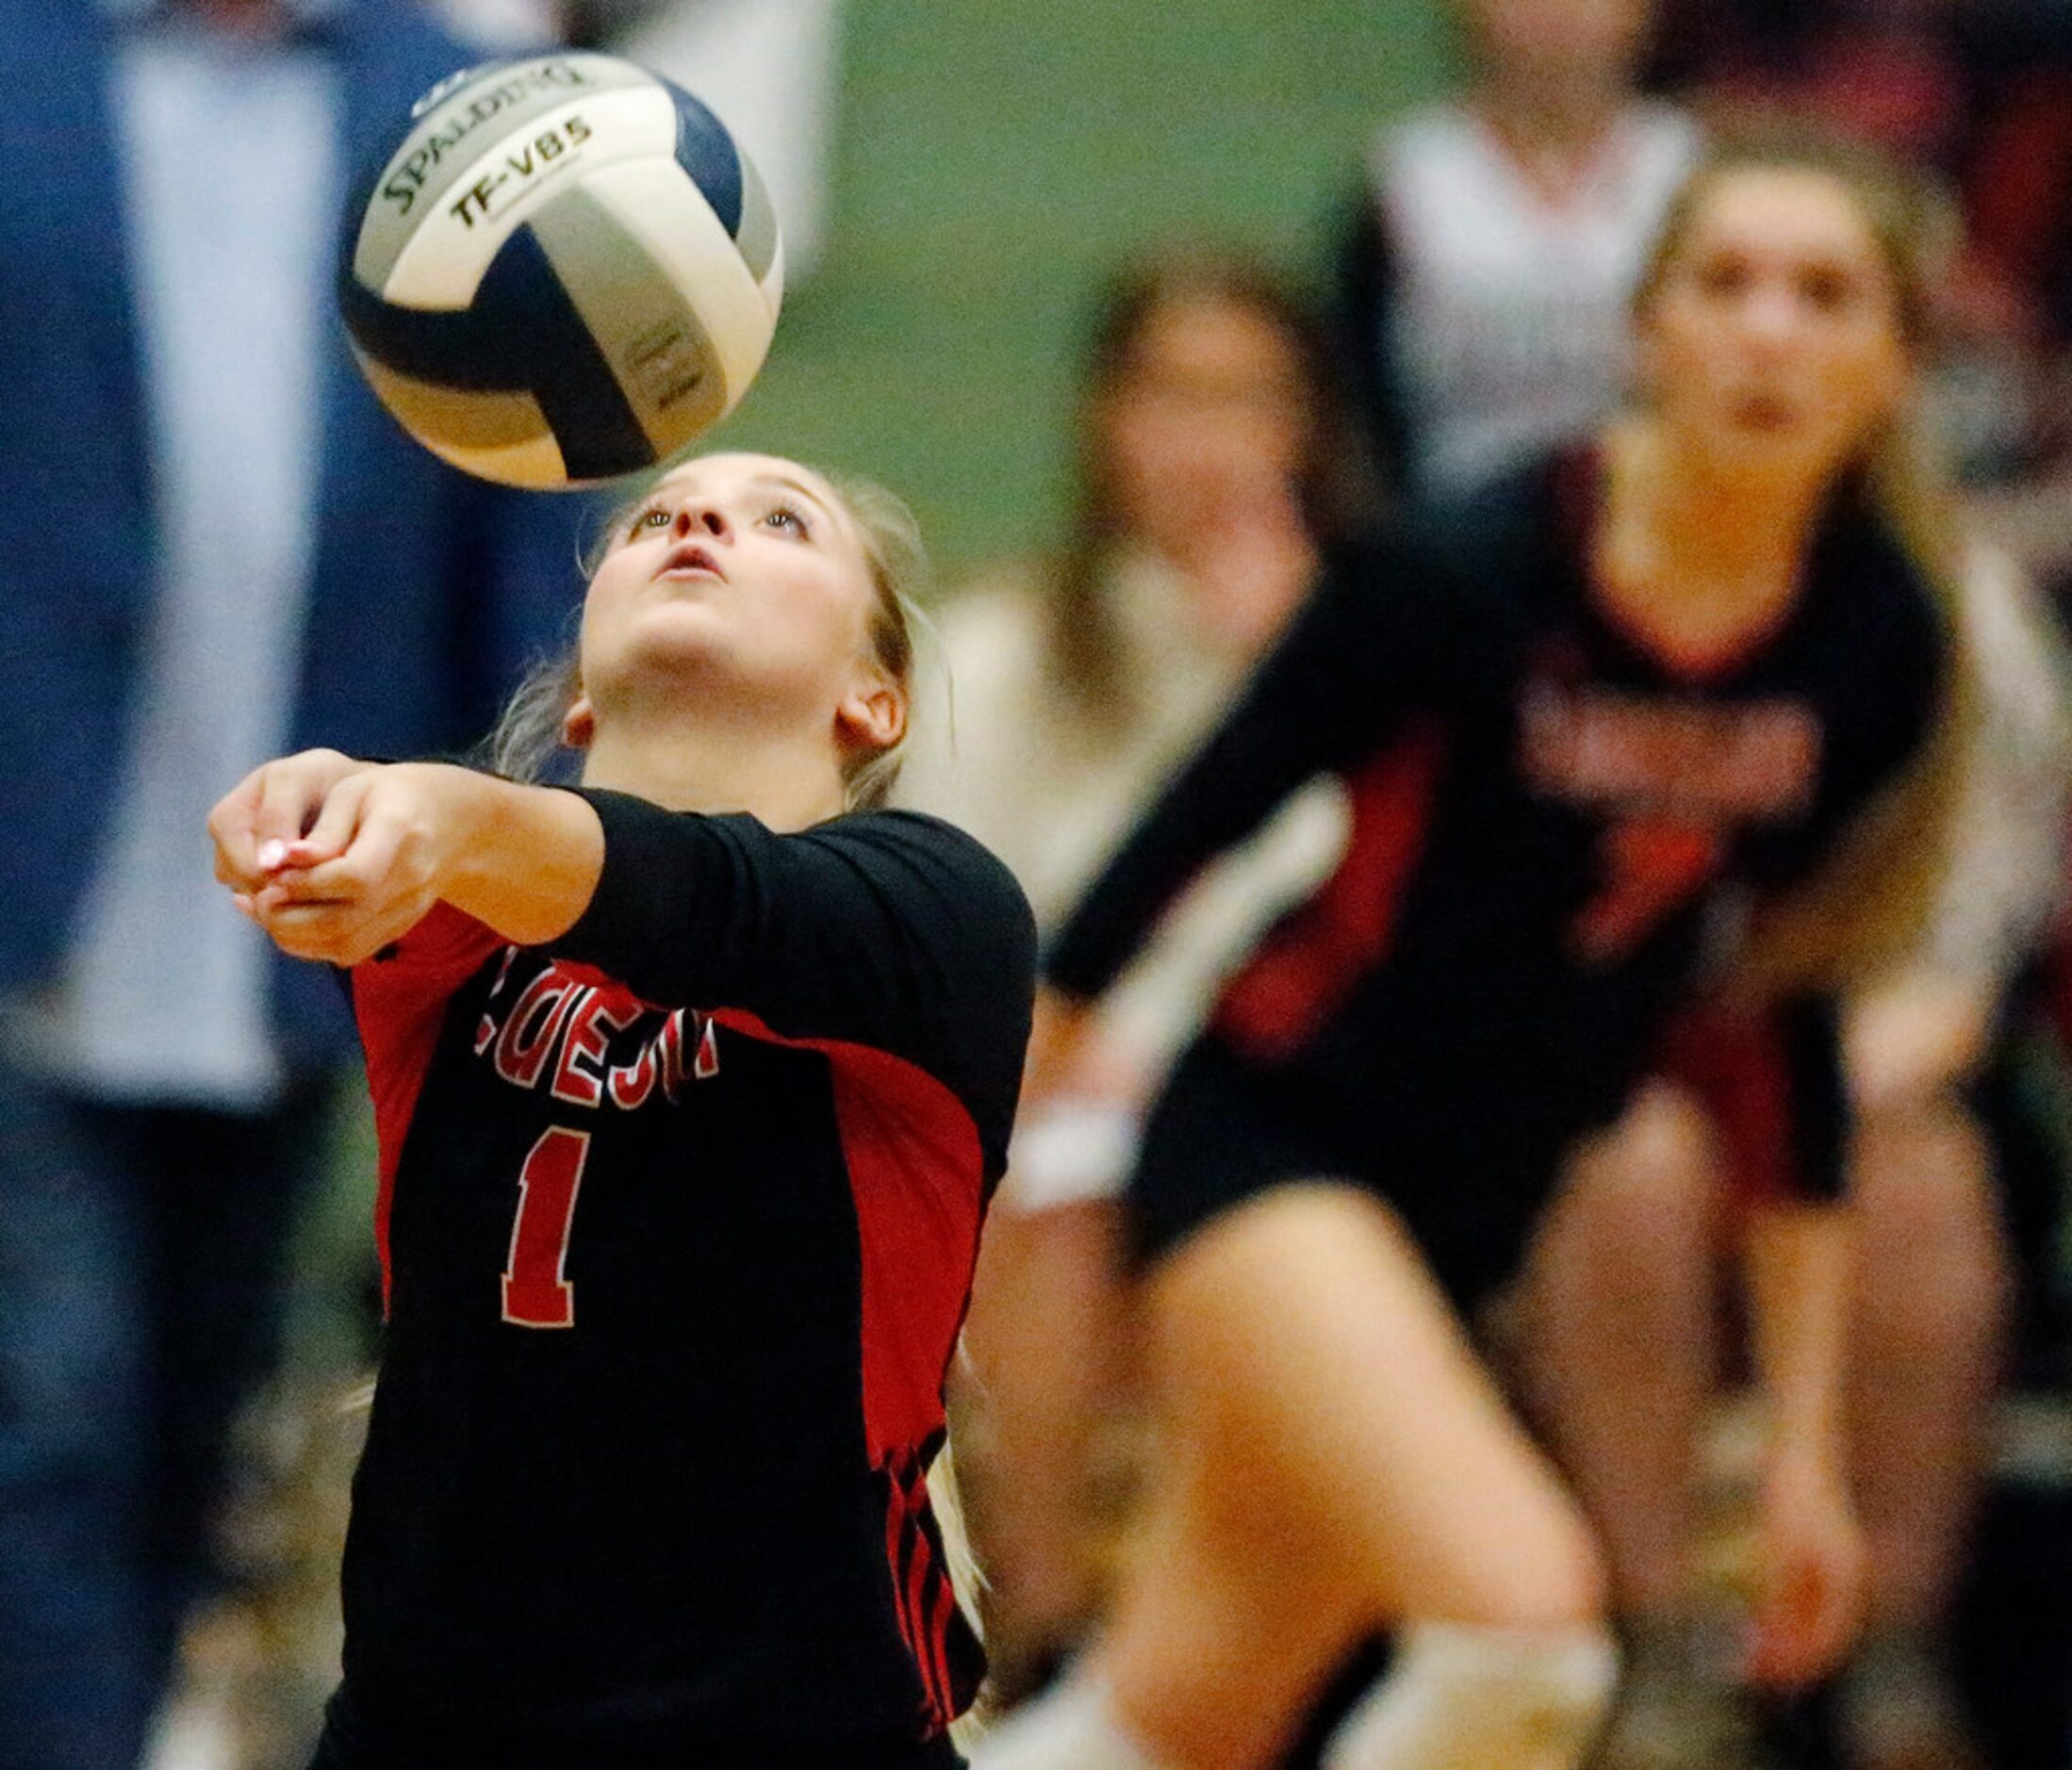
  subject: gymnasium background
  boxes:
[712,0,1453,569]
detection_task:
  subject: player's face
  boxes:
[1637,170,1914,484]
[581,453,890,744]
[1099,296,1311,560]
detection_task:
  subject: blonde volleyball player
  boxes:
[211,454,1034,1769]
[976,138,1971,1770]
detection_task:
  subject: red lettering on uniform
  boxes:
[694,1012,720,1079]
[549,991,635,1108]
[657,1010,689,1103]
[1522,685,1818,820]
[501,1125,588,1329]
[606,1038,658,1110]
[494,972,578,1089]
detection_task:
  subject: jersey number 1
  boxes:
[502,1126,590,1328]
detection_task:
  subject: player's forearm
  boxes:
[433,769,606,945]
[1745,1199,1854,1460]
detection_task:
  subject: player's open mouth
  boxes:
[1729,392,1798,432]
[659,543,725,582]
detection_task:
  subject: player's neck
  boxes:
[579,717,848,831]
[1598,419,1826,644]
[1619,419,1825,574]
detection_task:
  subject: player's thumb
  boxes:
[280,771,374,870]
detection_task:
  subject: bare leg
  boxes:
[960,1198,1130,1687]
[1516,1082,1726,1620]
[1837,1096,2008,1768]
[1507,1083,1759,1767]
[1850,1097,2008,1632]
[1098,1184,1607,1769]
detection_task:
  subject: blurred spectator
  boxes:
[0,4,583,1766]
[1651,0,1966,163]
[897,249,1366,1696]
[1947,8,2072,613]
[1334,0,1700,503]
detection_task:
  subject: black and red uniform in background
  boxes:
[322,794,1034,1769]
[1045,446,1947,1303]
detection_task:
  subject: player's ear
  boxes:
[562,693,596,750]
[834,678,904,756]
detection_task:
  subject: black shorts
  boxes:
[309,1682,967,1770]
[1128,1037,1561,1309]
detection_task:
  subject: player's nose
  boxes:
[674,504,731,543]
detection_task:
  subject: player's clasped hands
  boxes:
[210,749,464,967]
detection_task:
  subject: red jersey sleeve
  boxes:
[350,902,507,1310]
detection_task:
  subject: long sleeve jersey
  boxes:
[340,793,1035,1758]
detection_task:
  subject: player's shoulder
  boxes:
[806,810,1037,944]
[1809,500,1947,664]
[1331,451,1561,617]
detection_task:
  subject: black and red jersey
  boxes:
[337,794,1034,1761]
[1045,447,1947,1283]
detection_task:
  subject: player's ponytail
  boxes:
[929,1433,992,1750]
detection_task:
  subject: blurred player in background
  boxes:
[1521,538,2068,1769]
[1510,9,2072,1760]
[977,135,1971,1770]
[899,250,1370,1696]
[0,5,584,1766]
[212,452,1034,1768]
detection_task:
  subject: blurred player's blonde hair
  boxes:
[1633,130,1980,995]
[489,461,928,812]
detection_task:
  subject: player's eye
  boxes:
[763,500,812,539]
[1796,264,1853,313]
[1694,255,1752,301]
[630,504,673,538]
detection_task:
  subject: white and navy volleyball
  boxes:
[339,54,783,489]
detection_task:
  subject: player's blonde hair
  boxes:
[489,461,927,811]
[1633,131,1979,994]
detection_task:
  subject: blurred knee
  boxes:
[1428,1498,1609,1633]
[1323,1620,1620,1770]
[1544,1086,1720,1273]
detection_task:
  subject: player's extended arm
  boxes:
[218,761,603,965]
[1044,529,1472,1007]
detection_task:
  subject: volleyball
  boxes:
[338,54,782,489]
